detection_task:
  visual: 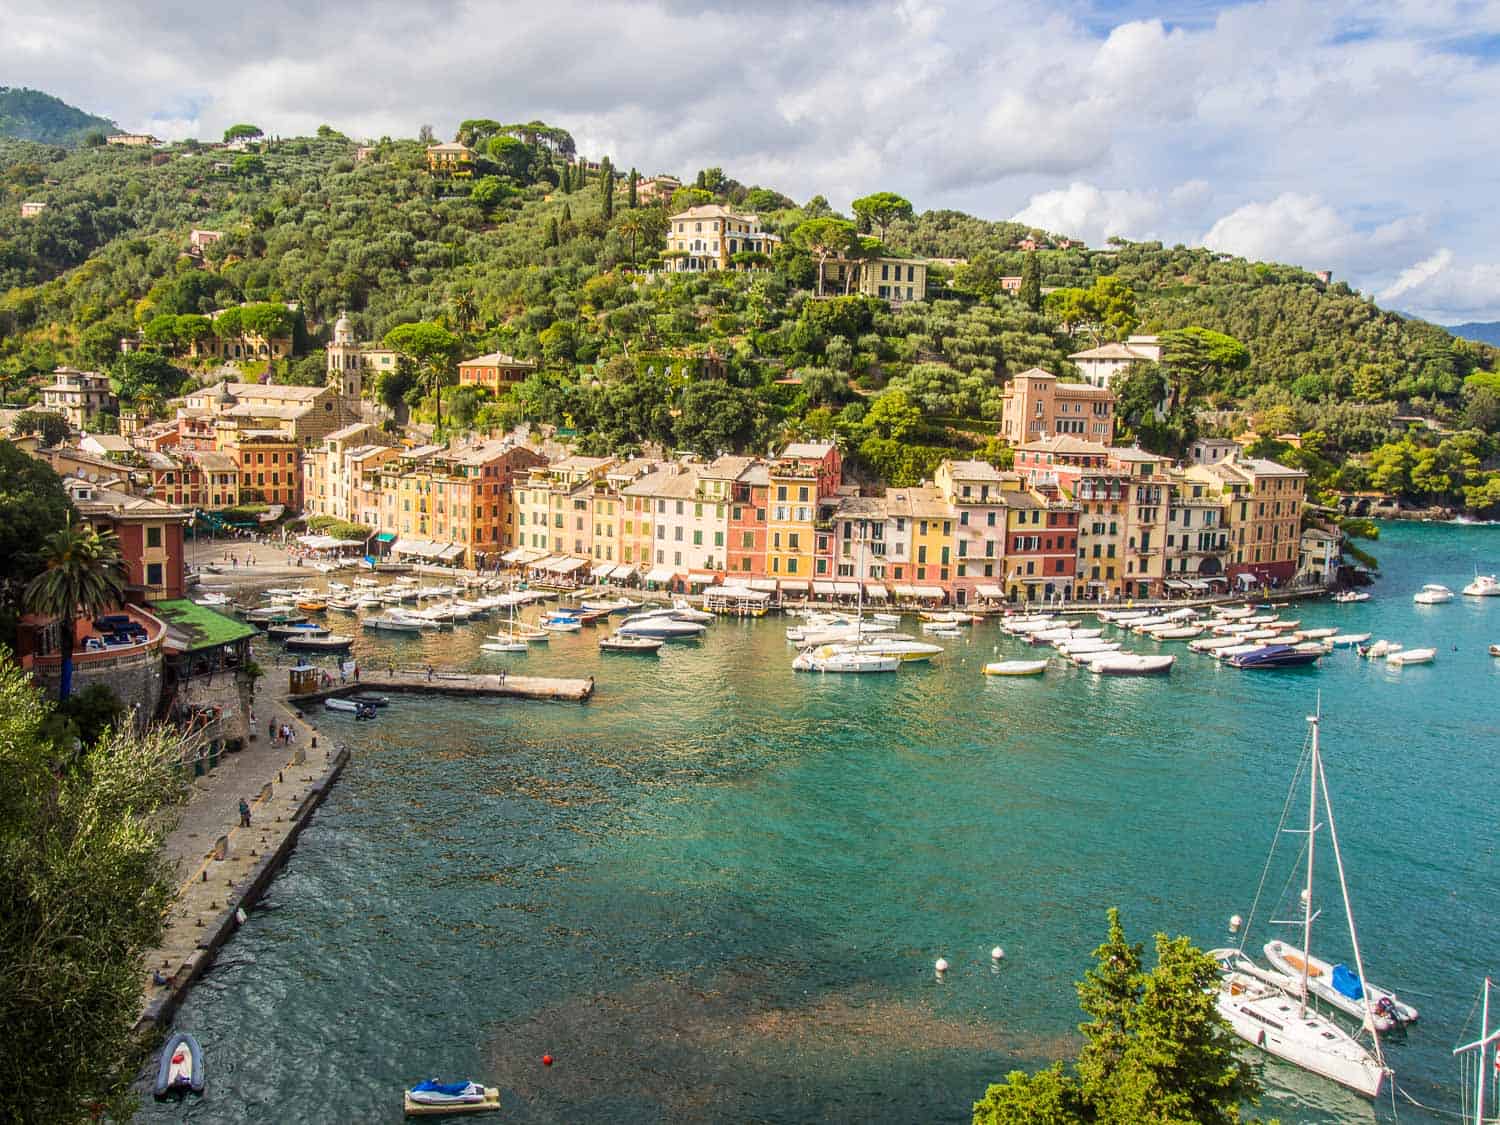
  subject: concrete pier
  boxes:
[290,666,596,704]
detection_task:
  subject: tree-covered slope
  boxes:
[0,87,117,145]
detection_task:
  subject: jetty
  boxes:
[290,665,595,704]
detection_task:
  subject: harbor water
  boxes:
[139,522,1500,1123]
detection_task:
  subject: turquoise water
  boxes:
[139,523,1500,1123]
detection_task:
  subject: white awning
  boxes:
[436,543,465,562]
[748,579,779,592]
[529,554,563,570]
[834,581,860,596]
[644,566,679,584]
[545,556,588,575]
[609,564,637,580]
[1165,580,1190,590]
[704,585,771,601]
[778,579,809,591]
[812,580,837,595]
[892,584,917,597]
[863,582,889,599]
[503,547,548,564]
[686,573,716,586]
[590,563,613,579]
[914,585,946,599]
[297,534,364,551]
[975,584,1005,599]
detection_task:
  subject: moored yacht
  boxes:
[1413,583,1455,604]
[1462,573,1500,597]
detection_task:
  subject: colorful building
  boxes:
[1000,368,1115,444]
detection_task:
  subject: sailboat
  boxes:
[792,537,899,673]
[1213,710,1392,1099]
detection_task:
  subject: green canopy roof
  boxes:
[150,598,256,652]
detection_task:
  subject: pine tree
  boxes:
[1020,251,1042,311]
[1075,906,1143,1095]
[628,167,639,208]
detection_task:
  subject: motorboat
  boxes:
[327,581,348,592]
[1212,643,1264,661]
[1054,638,1118,657]
[1217,605,1256,619]
[325,697,377,719]
[1263,940,1418,1030]
[982,659,1048,676]
[538,615,583,633]
[1213,711,1392,1099]
[362,615,425,634]
[1462,574,1500,597]
[1330,633,1371,647]
[1189,635,1245,652]
[798,622,897,646]
[1149,625,1204,640]
[1086,653,1175,675]
[1295,627,1338,640]
[1358,639,1401,659]
[1332,590,1370,603]
[873,612,902,624]
[285,633,354,654]
[404,1080,501,1115]
[1491,644,1500,657]
[919,610,975,625]
[326,597,360,611]
[580,597,641,614]
[296,599,327,612]
[599,633,663,653]
[1227,644,1322,669]
[245,607,307,626]
[667,597,713,623]
[1386,647,1436,666]
[349,693,389,708]
[792,648,900,673]
[924,625,964,638]
[193,591,231,606]
[268,622,328,640]
[1413,583,1454,604]
[153,1032,205,1100]
[810,638,943,663]
[1266,619,1301,632]
[617,613,707,639]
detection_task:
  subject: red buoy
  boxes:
[542,1054,553,1067]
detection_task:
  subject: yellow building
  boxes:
[884,485,954,592]
[765,443,841,583]
[513,456,618,558]
[1114,447,1172,600]
[663,204,780,272]
[426,142,474,176]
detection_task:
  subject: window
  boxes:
[146,526,162,548]
[146,562,163,586]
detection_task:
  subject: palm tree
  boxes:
[449,288,478,338]
[24,522,128,700]
[615,211,646,264]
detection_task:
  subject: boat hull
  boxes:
[154,1032,205,1098]
[1217,978,1386,1098]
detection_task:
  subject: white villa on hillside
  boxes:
[663,204,780,272]
[1070,335,1162,389]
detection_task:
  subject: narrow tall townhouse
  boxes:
[884,485,954,600]
[621,461,732,586]
[934,460,1019,606]
[514,456,619,558]
[1192,457,1308,588]
[765,443,842,589]
[1163,471,1231,592]
[382,440,545,567]
[1115,448,1172,600]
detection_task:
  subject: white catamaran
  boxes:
[1214,711,1392,1099]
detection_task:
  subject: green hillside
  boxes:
[2,123,1498,512]
[0,87,116,146]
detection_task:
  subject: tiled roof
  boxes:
[458,352,537,369]
[778,441,837,459]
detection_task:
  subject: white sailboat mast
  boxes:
[1301,714,1319,1019]
[1313,723,1386,1069]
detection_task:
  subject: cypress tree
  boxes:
[547,217,559,247]
[562,203,572,225]
[1020,251,1042,311]
[602,167,615,220]
[628,167,638,208]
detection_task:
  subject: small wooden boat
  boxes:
[153,1032,205,1099]
[1387,647,1436,666]
[404,1080,501,1116]
[296,600,328,612]
[600,633,664,653]
[983,659,1048,676]
[285,633,354,654]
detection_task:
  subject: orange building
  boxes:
[457,352,539,393]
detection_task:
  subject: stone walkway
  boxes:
[138,660,342,1030]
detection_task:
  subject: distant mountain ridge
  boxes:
[1447,322,1500,347]
[0,86,117,145]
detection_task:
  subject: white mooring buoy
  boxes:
[1228,914,1243,933]
[992,946,1005,961]
[935,957,950,974]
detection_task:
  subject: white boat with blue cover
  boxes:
[1263,939,1417,1031]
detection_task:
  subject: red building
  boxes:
[65,478,191,601]
[1003,490,1079,603]
[457,352,540,394]
[726,462,769,579]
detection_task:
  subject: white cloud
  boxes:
[1376,249,1500,322]
[1200,192,1428,278]
[1011,182,1169,245]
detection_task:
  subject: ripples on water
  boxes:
[138,523,1500,1122]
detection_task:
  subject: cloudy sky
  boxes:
[4,0,1498,322]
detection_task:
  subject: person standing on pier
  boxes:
[239,798,251,827]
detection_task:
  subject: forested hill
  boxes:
[0,88,117,145]
[2,123,1498,509]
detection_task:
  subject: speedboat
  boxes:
[1086,653,1174,675]
[617,613,707,639]
[362,615,424,634]
[1227,644,1322,669]
[1386,647,1436,666]
[1413,584,1454,604]
[1333,590,1370,603]
[1263,940,1418,1030]
[668,598,713,623]
[1463,574,1500,597]
[268,622,328,640]
[325,697,377,719]
[153,1032,205,1100]
[284,632,354,654]
[811,638,942,663]
[1330,633,1371,647]
[1359,639,1401,659]
[982,659,1048,676]
[599,633,663,653]
[480,639,529,653]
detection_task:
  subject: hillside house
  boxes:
[663,204,780,272]
[20,201,46,219]
[1070,335,1162,390]
[426,142,474,176]
[457,352,539,394]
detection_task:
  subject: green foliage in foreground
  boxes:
[0,650,188,1123]
[973,909,1270,1125]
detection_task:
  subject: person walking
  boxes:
[239,798,251,827]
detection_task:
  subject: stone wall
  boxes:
[30,645,164,722]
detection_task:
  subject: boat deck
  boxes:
[290,666,595,704]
